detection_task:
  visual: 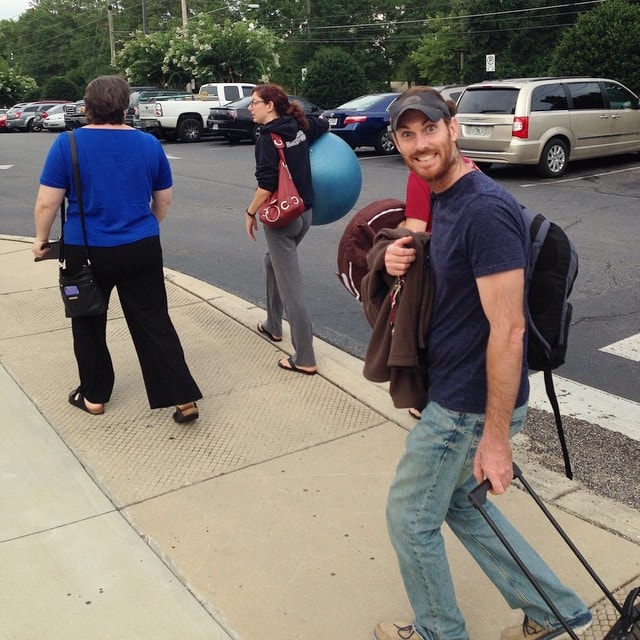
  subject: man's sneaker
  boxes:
[501,615,593,640]
[374,621,425,640]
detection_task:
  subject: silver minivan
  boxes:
[455,77,640,177]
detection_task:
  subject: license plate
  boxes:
[470,126,486,136]
[328,117,338,126]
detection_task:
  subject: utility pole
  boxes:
[181,0,188,29]
[141,0,147,35]
[107,4,115,66]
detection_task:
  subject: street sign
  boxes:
[486,54,495,72]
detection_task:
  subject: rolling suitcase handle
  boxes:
[468,463,627,640]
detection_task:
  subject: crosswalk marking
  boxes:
[599,333,640,362]
[528,372,640,441]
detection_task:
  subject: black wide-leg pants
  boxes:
[65,236,202,409]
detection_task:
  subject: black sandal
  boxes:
[68,390,104,415]
[257,322,283,343]
[173,402,199,424]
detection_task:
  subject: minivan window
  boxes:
[456,88,519,114]
[603,81,639,110]
[567,82,604,110]
[531,83,568,111]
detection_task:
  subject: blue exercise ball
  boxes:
[309,132,362,225]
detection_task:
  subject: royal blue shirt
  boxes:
[39,128,172,247]
[428,171,530,413]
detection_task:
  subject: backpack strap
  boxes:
[543,368,573,480]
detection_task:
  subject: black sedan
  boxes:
[207,95,324,143]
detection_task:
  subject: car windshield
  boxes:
[457,88,519,114]
[46,104,67,115]
[336,94,395,110]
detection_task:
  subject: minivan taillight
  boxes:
[512,116,529,139]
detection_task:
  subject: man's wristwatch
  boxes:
[246,209,256,217]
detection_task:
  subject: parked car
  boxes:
[207,95,324,143]
[323,93,400,155]
[133,93,193,136]
[0,108,9,132]
[39,103,71,131]
[2,104,25,132]
[6,101,68,132]
[126,88,197,126]
[455,77,640,177]
[435,84,467,103]
[64,100,86,129]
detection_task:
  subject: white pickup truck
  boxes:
[135,82,255,143]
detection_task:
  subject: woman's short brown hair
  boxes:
[84,75,130,125]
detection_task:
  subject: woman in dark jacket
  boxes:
[244,84,328,375]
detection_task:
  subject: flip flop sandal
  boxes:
[173,402,199,424]
[68,390,104,415]
[278,356,317,376]
[257,322,283,342]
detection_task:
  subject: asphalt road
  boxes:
[2,130,639,509]
[4,131,638,397]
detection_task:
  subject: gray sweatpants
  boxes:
[262,209,315,367]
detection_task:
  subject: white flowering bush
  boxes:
[163,15,277,84]
[115,30,173,87]
[0,65,37,106]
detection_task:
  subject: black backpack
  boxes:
[523,207,579,479]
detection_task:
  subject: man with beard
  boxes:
[374,87,592,640]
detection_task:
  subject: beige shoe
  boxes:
[502,616,592,640]
[374,621,424,640]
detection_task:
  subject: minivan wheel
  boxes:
[375,128,397,155]
[537,138,568,178]
[178,117,203,143]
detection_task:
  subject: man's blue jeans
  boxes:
[386,401,591,640]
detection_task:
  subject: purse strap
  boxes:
[270,133,287,165]
[63,130,92,265]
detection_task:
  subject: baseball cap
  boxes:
[390,90,451,131]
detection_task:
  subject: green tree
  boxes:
[40,75,82,100]
[163,14,278,87]
[410,13,465,85]
[0,60,37,106]
[301,46,369,108]
[8,0,112,92]
[550,0,640,93]
[115,30,173,87]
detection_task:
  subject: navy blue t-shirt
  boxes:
[428,171,530,413]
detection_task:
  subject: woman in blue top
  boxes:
[31,75,201,423]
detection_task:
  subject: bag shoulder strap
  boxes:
[270,133,287,164]
[66,131,91,263]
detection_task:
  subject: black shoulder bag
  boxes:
[58,131,108,318]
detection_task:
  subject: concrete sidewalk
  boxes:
[0,236,638,640]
